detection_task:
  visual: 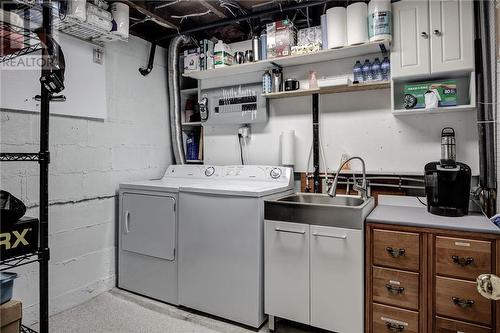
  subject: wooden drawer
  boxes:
[435,276,492,326]
[372,303,418,333]
[373,267,419,310]
[436,317,492,333]
[373,229,420,271]
[436,236,492,281]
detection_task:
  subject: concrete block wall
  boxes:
[0,36,172,324]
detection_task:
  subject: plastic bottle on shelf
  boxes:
[381,56,391,81]
[371,57,382,81]
[362,59,373,82]
[262,70,272,94]
[353,60,363,83]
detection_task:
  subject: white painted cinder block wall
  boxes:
[0,36,172,324]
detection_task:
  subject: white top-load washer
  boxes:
[178,165,294,328]
[118,164,221,305]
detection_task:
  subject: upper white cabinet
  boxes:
[429,0,474,74]
[391,0,474,78]
[392,0,430,78]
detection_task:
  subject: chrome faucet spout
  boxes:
[328,156,368,199]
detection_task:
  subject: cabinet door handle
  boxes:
[275,227,305,235]
[385,322,405,332]
[312,232,347,239]
[420,31,429,39]
[433,29,441,36]
[124,211,131,234]
[452,297,475,308]
[386,247,406,258]
[385,283,405,295]
[451,255,474,267]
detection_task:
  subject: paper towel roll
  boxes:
[326,7,346,49]
[320,14,328,50]
[111,2,129,39]
[281,130,295,166]
[347,2,368,46]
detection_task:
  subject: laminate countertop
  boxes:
[367,195,500,235]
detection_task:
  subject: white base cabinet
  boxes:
[310,225,363,333]
[264,221,310,325]
[264,221,364,332]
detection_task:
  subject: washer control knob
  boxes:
[205,166,215,177]
[270,168,282,179]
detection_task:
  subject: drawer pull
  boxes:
[274,227,306,235]
[385,283,405,295]
[386,247,406,258]
[385,322,405,332]
[451,255,474,267]
[452,297,475,308]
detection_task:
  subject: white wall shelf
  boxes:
[392,104,476,116]
[180,88,199,95]
[182,122,202,127]
[183,39,390,80]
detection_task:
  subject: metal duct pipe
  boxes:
[474,0,497,216]
[168,35,191,164]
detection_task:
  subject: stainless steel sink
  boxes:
[277,194,365,207]
[265,193,375,230]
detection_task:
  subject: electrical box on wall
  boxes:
[200,83,267,126]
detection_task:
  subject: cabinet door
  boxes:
[430,0,474,74]
[121,193,176,261]
[264,221,309,325]
[310,225,363,333]
[391,0,431,78]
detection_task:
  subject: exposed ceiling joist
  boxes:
[198,1,227,18]
[122,0,179,30]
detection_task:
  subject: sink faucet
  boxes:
[328,156,368,199]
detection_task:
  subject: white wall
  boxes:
[202,55,479,175]
[0,36,172,325]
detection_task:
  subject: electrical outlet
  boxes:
[93,47,104,65]
[238,125,250,139]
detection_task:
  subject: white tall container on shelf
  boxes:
[280,130,295,166]
[346,2,368,46]
[368,0,392,42]
[326,7,347,49]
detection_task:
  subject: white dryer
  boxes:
[118,164,220,305]
[178,165,294,328]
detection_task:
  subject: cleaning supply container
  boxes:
[1,272,18,304]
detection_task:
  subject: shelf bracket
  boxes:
[379,42,388,57]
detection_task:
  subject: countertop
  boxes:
[367,195,500,235]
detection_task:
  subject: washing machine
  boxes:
[178,165,294,328]
[118,164,220,305]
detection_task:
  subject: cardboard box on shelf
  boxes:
[266,19,296,59]
[183,48,200,73]
[0,300,22,333]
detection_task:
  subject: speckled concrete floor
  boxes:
[48,288,318,333]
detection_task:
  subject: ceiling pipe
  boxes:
[155,0,333,43]
[139,43,157,76]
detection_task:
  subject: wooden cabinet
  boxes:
[391,0,474,78]
[366,223,500,332]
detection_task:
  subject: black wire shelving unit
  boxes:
[0,1,54,333]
